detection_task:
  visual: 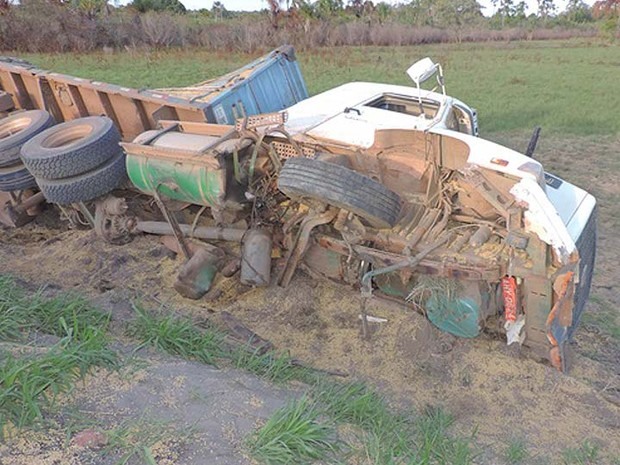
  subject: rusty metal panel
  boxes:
[522,276,552,352]
[440,132,471,170]
[0,69,28,109]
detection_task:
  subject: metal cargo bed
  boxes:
[0,46,308,142]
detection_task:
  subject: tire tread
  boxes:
[278,157,401,228]
[21,118,121,179]
[37,153,126,205]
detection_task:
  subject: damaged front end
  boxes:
[120,115,595,372]
[270,127,596,372]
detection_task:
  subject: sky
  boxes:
[126,0,595,17]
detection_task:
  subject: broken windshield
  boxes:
[364,93,441,119]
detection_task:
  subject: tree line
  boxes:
[0,0,617,53]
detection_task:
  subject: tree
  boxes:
[348,0,364,16]
[375,1,390,22]
[316,0,344,18]
[265,0,283,28]
[513,0,527,19]
[433,0,483,29]
[211,1,229,20]
[405,0,435,26]
[291,0,318,18]
[565,0,592,22]
[536,0,556,19]
[592,0,619,18]
[491,0,516,26]
[129,0,186,13]
[593,0,619,41]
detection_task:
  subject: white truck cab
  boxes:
[271,58,596,371]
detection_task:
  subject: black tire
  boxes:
[37,152,127,205]
[21,116,121,179]
[0,163,37,192]
[278,157,402,228]
[0,110,55,168]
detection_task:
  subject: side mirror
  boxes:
[406,57,439,86]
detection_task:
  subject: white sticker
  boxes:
[213,104,228,124]
[505,315,526,346]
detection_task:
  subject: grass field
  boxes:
[23,39,620,135]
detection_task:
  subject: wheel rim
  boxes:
[41,124,93,149]
[0,116,32,141]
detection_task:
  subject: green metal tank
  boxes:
[125,131,228,209]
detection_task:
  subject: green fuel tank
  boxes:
[125,130,229,209]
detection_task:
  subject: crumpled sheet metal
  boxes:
[509,177,576,264]
[546,270,576,347]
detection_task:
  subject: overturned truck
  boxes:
[0,51,596,372]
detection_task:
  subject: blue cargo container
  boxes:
[157,45,309,126]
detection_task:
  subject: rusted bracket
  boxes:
[152,188,192,260]
[462,167,515,219]
[278,208,338,287]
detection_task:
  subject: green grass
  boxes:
[21,40,620,136]
[102,418,186,465]
[0,330,117,430]
[582,295,620,342]
[562,440,600,465]
[248,395,338,465]
[505,438,528,464]
[250,389,476,465]
[287,380,474,465]
[128,305,312,384]
[312,380,390,429]
[128,304,226,366]
[128,307,476,464]
[0,275,117,430]
[231,347,311,384]
[0,275,110,342]
[413,406,476,465]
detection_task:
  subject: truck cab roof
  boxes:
[283,81,474,144]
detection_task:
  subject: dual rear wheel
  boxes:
[0,110,126,204]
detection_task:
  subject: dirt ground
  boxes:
[0,345,297,465]
[0,133,619,464]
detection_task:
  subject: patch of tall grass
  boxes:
[248,395,338,465]
[0,330,117,430]
[128,305,312,384]
[0,275,110,342]
[128,305,225,366]
[0,275,117,430]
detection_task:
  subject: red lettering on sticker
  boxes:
[501,276,518,322]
